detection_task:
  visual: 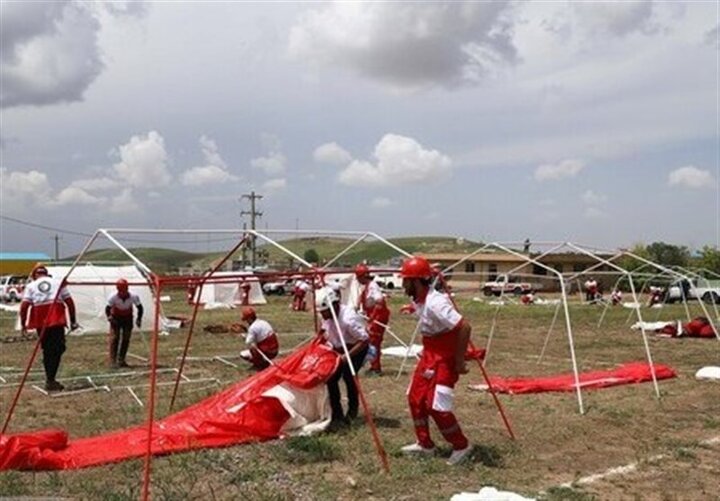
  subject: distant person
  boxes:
[106,278,144,368]
[240,307,279,369]
[316,287,369,430]
[648,286,665,307]
[240,281,252,306]
[399,256,473,466]
[521,292,535,305]
[355,264,390,375]
[584,277,599,303]
[611,289,623,306]
[292,279,310,311]
[20,266,78,392]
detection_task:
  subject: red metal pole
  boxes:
[354,375,390,472]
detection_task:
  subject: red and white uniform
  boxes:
[107,292,141,320]
[407,290,469,450]
[611,290,623,305]
[322,304,368,351]
[244,318,279,368]
[292,280,310,311]
[22,277,71,329]
[358,280,390,371]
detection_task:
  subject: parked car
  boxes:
[0,275,27,302]
[666,278,720,304]
[262,279,293,295]
[374,272,403,290]
[481,274,542,296]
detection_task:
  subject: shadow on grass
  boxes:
[371,416,402,429]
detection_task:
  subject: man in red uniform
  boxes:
[106,278,144,368]
[19,265,78,392]
[355,263,390,375]
[400,256,473,465]
[240,307,279,370]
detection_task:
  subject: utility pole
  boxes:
[241,222,248,268]
[52,234,62,261]
[240,191,263,268]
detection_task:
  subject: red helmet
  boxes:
[241,307,256,321]
[116,278,129,291]
[400,257,432,279]
[355,263,370,279]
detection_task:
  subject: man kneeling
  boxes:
[239,307,279,369]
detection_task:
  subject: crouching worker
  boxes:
[400,256,473,466]
[106,278,143,368]
[240,307,279,370]
[316,287,369,430]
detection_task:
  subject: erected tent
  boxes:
[194,271,267,308]
[15,264,165,334]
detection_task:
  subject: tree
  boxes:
[304,248,320,264]
[644,242,690,267]
[697,246,720,275]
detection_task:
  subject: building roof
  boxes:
[0,252,51,261]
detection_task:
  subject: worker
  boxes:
[106,278,144,368]
[316,287,369,429]
[399,256,473,466]
[355,263,390,375]
[239,307,279,370]
[20,265,78,392]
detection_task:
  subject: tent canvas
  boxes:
[194,271,267,307]
[15,264,163,334]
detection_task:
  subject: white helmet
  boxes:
[315,287,339,312]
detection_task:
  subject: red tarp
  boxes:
[475,362,676,395]
[0,340,339,471]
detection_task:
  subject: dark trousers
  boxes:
[110,317,133,363]
[40,325,66,382]
[327,343,369,421]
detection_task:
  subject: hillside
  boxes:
[66,236,481,272]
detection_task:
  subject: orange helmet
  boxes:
[116,278,129,291]
[241,307,256,322]
[355,263,371,279]
[31,265,49,279]
[400,257,432,279]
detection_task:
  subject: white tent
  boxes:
[16,264,164,334]
[193,271,266,308]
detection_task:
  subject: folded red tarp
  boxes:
[0,339,339,471]
[472,362,676,395]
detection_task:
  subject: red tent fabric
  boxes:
[472,362,676,395]
[0,339,339,471]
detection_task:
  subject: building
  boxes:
[0,253,52,276]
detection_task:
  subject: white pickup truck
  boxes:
[665,278,720,304]
[482,274,542,296]
[0,275,27,302]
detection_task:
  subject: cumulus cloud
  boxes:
[289,1,517,89]
[54,186,104,206]
[338,134,452,188]
[573,1,656,38]
[0,168,53,208]
[313,142,352,165]
[251,134,287,176]
[370,197,393,208]
[181,135,238,186]
[533,159,585,182]
[667,165,715,189]
[262,178,287,193]
[581,190,606,206]
[113,131,172,189]
[0,1,146,108]
[68,177,119,191]
[107,188,139,213]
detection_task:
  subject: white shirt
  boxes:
[322,304,369,349]
[246,318,275,345]
[107,292,142,317]
[360,280,384,310]
[413,290,462,337]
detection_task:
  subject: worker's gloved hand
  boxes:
[135,318,142,328]
[70,322,80,331]
[399,304,415,315]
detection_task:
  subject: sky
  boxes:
[1,0,719,258]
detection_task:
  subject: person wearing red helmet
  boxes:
[20,265,78,392]
[105,278,144,368]
[399,256,473,466]
[239,307,279,370]
[355,263,390,375]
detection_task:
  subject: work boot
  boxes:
[401,442,436,455]
[118,360,130,368]
[45,380,65,392]
[446,444,473,466]
[326,417,349,432]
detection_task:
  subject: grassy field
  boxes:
[1,289,718,500]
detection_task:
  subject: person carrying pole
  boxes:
[355,263,390,375]
[19,265,79,392]
[316,286,369,430]
[106,278,144,368]
[239,306,279,370]
[399,256,473,466]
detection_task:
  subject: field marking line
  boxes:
[559,435,720,488]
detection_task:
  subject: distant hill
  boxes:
[64,236,481,272]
